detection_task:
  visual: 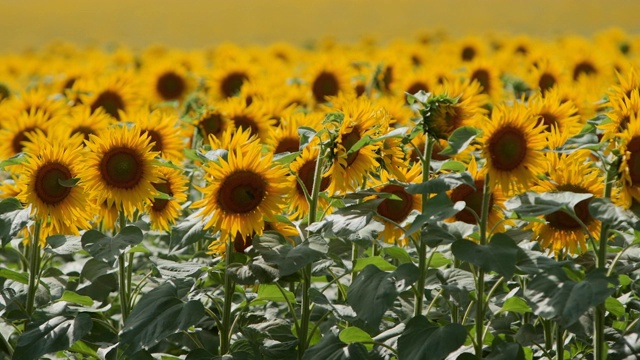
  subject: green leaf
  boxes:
[397,316,466,360]
[254,284,296,304]
[119,279,205,356]
[353,256,396,272]
[302,327,369,360]
[485,341,525,360]
[0,152,27,169]
[374,126,409,142]
[58,177,80,187]
[347,263,419,329]
[439,160,467,172]
[0,198,31,247]
[439,126,480,156]
[68,340,98,358]
[589,198,639,231]
[308,201,385,245]
[254,232,328,277]
[429,252,452,268]
[170,211,207,252]
[13,313,93,360]
[405,192,466,236]
[524,268,617,326]
[605,297,625,319]
[152,257,204,279]
[382,246,412,264]
[339,327,373,345]
[151,158,183,170]
[505,191,593,217]
[46,235,82,256]
[0,267,29,284]
[81,226,144,266]
[227,260,279,285]
[347,135,373,155]
[154,191,173,200]
[498,297,531,315]
[274,151,301,164]
[451,233,522,279]
[406,90,431,105]
[406,172,475,195]
[298,126,317,149]
[57,290,93,306]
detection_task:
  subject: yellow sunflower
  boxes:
[2,87,68,121]
[194,104,231,142]
[267,111,323,155]
[287,141,332,220]
[81,125,160,219]
[305,56,354,105]
[208,219,299,256]
[142,60,195,104]
[479,102,547,194]
[427,78,488,139]
[325,96,388,195]
[77,71,141,120]
[0,109,50,160]
[447,157,510,233]
[123,108,186,163]
[466,59,504,102]
[55,105,115,145]
[94,199,120,233]
[528,152,603,256]
[16,138,92,242]
[600,89,640,141]
[206,60,255,100]
[146,167,188,231]
[372,166,422,247]
[193,136,289,239]
[527,91,582,148]
[218,97,275,144]
[618,116,640,207]
[526,56,568,94]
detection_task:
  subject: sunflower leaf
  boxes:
[451,233,523,279]
[406,172,475,194]
[81,226,144,266]
[347,135,373,155]
[373,126,409,142]
[439,126,480,156]
[253,231,328,277]
[151,159,183,170]
[589,197,640,231]
[505,191,593,217]
[397,316,466,360]
[302,327,369,360]
[169,211,207,252]
[298,126,317,149]
[57,178,79,187]
[273,151,301,164]
[0,152,27,169]
[0,198,31,247]
[153,191,173,200]
[405,90,431,106]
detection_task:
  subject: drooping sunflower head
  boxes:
[146,166,189,231]
[427,78,488,139]
[81,125,161,219]
[528,152,603,256]
[16,138,93,241]
[193,139,289,239]
[479,102,547,195]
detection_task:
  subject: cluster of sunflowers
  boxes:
[0,28,638,259]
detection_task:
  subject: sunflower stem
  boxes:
[474,173,492,358]
[118,212,130,324]
[594,165,615,360]
[556,322,564,360]
[220,234,235,355]
[25,220,42,316]
[414,135,434,317]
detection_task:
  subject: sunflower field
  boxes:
[2,18,640,360]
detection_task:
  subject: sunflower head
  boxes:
[146,166,189,231]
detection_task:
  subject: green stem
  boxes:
[25,220,42,316]
[351,242,359,285]
[556,323,564,360]
[594,166,615,360]
[220,235,235,355]
[474,174,492,358]
[0,323,14,357]
[414,135,434,317]
[117,213,130,324]
[543,319,553,351]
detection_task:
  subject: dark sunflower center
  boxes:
[382,66,394,92]
[232,115,259,137]
[63,77,77,91]
[461,46,476,61]
[100,147,144,189]
[342,127,362,166]
[35,162,73,205]
[355,83,366,97]
[471,69,490,94]
[544,184,592,230]
[142,130,163,152]
[234,231,254,253]
[71,126,94,141]
[573,61,597,80]
[12,127,36,154]
[488,126,527,171]
[619,115,631,132]
[406,82,429,97]
[218,170,266,214]
[274,137,299,154]
[627,136,640,184]
[151,181,172,212]
[538,73,556,93]
[537,112,559,130]
[220,72,248,98]
[295,160,329,197]
[515,45,528,55]
[376,184,414,222]
[431,140,450,161]
[450,180,493,224]
[312,71,339,103]
[91,90,125,120]
[0,83,10,101]
[156,71,186,100]
[199,113,223,138]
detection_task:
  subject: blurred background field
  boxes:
[1,0,639,52]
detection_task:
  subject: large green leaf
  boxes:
[397,316,466,360]
[308,200,385,245]
[170,211,207,252]
[405,192,466,237]
[347,263,419,329]
[438,126,480,156]
[524,268,617,326]
[589,198,640,231]
[254,232,328,277]
[302,327,369,360]
[45,235,82,256]
[118,279,205,356]
[0,198,31,247]
[406,172,475,195]
[227,260,279,285]
[451,233,523,279]
[81,226,144,266]
[13,313,93,360]
[505,191,593,217]
[152,257,205,279]
[485,341,525,360]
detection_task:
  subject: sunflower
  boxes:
[526,56,567,94]
[466,59,504,101]
[305,57,354,105]
[77,71,140,120]
[218,97,275,144]
[618,116,640,207]
[447,157,509,233]
[208,219,299,256]
[600,89,640,141]
[2,87,68,121]
[80,125,160,219]
[146,167,188,231]
[206,60,255,100]
[16,138,92,241]
[528,152,603,256]
[325,97,387,195]
[94,199,120,232]
[142,61,195,104]
[193,136,289,239]
[479,102,547,194]
[287,141,332,220]
[0,109,50,160]
[267,111,323,154]
[55,105,114,146]
[123,108,186,163]
[608,67,640,103]
[527,91,582,148]
[195,106,232,142]
[372,166,422,246]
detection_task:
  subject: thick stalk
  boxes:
[594,167,614,360]
[26,221,42,316]
[474,174,492,358]
[556,323,564,360]
[118,213,130,323]
[543,319,553,351]
[298,145,326,359]
[414,136,434,317]
[219,235,235,355]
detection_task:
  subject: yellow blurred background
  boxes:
[0,0,638,52]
